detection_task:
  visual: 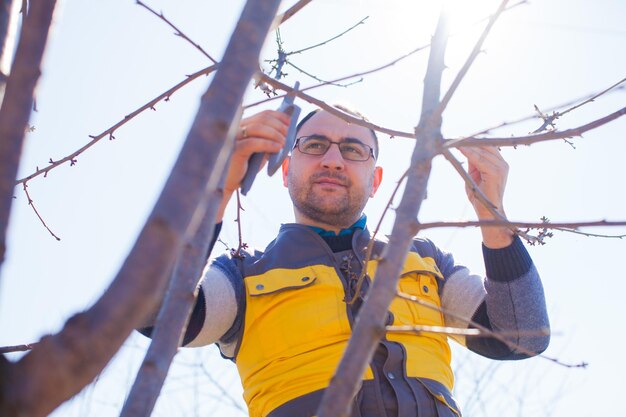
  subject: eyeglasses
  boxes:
[293,135,375,162]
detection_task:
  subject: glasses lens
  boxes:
[339,142,370,161]
[299,136,330,155]
[297,135,372,161]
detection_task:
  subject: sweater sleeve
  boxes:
[138,222,239,348]
[437,236,550,360]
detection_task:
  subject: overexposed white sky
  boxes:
[1,1,625,416]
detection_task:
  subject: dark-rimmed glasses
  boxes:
[293,135,375,162]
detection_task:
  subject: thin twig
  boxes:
[347,169,409,305]
[445,106,626,148]
[463,84,625,138]
[532,76,626,133]
[16,65,217,184]
[435,0,511,119]
[288,16,369,55]
[286,60,363,88]
[559,76,626,117]
[249,42,432,111]
[231,189,247,258]
[22,182,60,240]
[136,0,217,64]
[256,0,527,108]
[0,342,38,354]
[199,362,246,413]
[396,292,587,369]
[266,17,368,81]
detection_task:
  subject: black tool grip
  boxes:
[239,152,265,196]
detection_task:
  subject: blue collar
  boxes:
[308,215,367,237]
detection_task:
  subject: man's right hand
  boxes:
[217,110,291,222]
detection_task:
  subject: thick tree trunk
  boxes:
[0,1,281,416]
[0,0,55,280]
[119,119,237,417]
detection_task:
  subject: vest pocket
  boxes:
[247,271,317,296]
[397,272,444,326]
[244,266,351,356]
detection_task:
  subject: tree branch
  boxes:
[532,76,626,133]
[120,139,234,417]
[288,16,368,55]
[16,65,217,185]
[463,83,625,138]
[0,343,37,354]
[1,1,281,416]
[136,0,217,64]
[0,0,56,274]
[275,0,313,26]
[417,219,626,237]
[258,73,415,138]
[316,9,450,417]
[22,182,59,240]
[445,106,626,148]
[396,292,586,369]
[434,0,510,118]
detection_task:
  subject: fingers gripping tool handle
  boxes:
[240,82,301,195]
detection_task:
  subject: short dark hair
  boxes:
[295,106,379,159]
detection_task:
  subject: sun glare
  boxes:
[374,0,513,64]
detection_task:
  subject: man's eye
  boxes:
[342,144,366,156]
[303,139,327,151]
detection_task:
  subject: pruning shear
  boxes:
[240,81,301,195]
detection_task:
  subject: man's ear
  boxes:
[281,157,290,187]
[370,166,383,198]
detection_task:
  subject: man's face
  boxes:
[282,110,383,229]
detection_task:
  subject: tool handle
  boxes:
[240,152,265,196]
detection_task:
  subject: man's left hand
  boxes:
[458,146,514,248]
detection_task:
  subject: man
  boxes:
[150,107,550,417]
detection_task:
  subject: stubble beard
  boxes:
[288,170,372,228]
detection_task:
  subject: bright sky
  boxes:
[1,0,625,416]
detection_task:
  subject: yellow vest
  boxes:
[232,226,454,417]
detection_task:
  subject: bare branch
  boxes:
[121,146,233,417]
[286,60,363,88]
[230,189,248,258]
[396,292,587,369]
[532,76,626,133]
[464,83,625,138]
[288,16,368,55]
[0,343,37,354]
[417,219,626,236]
[22,182,60,240]
[275,0,313,26]
[559,77,626,117]
[386,324,548,339]
[248,41,431,109]
[435,0,511,118]
[258,73,415,138]
[0,0,57,272]
[445,106,626,148]
[2,1,281,415]
[136,0,217,64]
[16,65,217,185]
[199,362,246,413]
[317,9,450,417]
[348,169,409,305]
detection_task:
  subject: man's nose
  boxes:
[320,143,345,170]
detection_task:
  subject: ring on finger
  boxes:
[241,126,248,138]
